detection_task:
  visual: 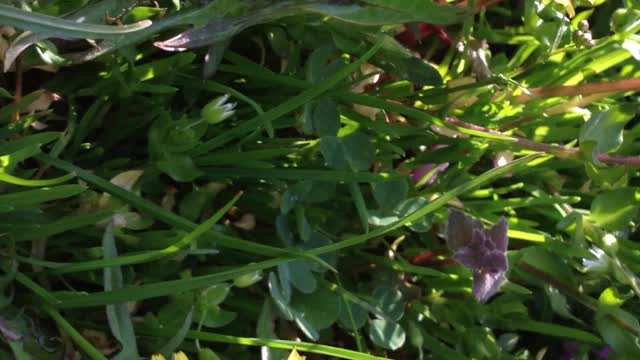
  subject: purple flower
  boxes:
[447,209,509,303]
[597,346,612,359]
[410,163,449,187]
[560,342,580,360]
[0,317,21,341]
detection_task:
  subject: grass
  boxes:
[1,1,640,359]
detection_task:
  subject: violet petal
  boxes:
[446,209,483,252]
[472,269,506,303]
[488,217,509,252]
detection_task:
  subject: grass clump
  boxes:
[1,1,640,359]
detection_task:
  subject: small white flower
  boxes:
[582,247,611,273]
[494,151,514,168]
[201,94,236,124]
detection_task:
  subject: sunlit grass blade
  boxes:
[49,258,288,308]
[0,170,75,187]
[46,192,243,275]
[36,154,331,267]
[138,328,391,360]
[0,3,151,39]
[191,38,384,155]
[202,167,400,182]
[46,154,542,308]
[308,153,544,256]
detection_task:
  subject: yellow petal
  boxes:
[552,0,575,17]
[151,355,167,360]
[287,349,306,360]
[173,351,189,360]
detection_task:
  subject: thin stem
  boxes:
[11,55,22,123]
[444,117,640,167]
[517,78,640,103]
[44,307,108,360]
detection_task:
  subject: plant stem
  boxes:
[516,78,640,103]
[444,117,640,167]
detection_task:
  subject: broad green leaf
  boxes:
[371,287,404,321]
[579,105,636,154]
[342,132,375,171]
[368,318,406,350]
[156,153,203,182]
[198,348,221,360]
[590,188,640,230]
[320,136,349,170]
[544,285,582,323]
[293,312,320,341]
[370,35,443,86]
[611,8,640,33]
[196,307,237,328]
[200,284,231,308]
[288,261,317,294]
[312,98,341,137]
[338,298,368,330]
[393,197,432,232]
[158,311,193,359]
[305,45,340,84]
[372,179,408,210]
[517,246,577,289]
[291,286,341,330]
[595,305,640,357]
[268,272,294,321]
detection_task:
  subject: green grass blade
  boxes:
[35,154,326,264]
[202,167,400,182]
[307,153,544,256]
[47,192,242,275]
[103,224,140,359]
[50,258,288,308]
[0,184,86,207]
[43,306,108,360]
[138,328,391,360]
[0,171,76,187]
[191,38,384,155]
[12,210,113,242]
[0,3,151,39]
